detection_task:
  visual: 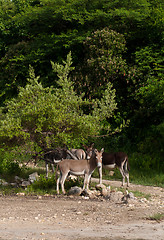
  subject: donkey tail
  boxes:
[123,156,130,172]
[126,156,130,171]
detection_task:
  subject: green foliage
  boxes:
[74,28,128,99]
[138,77,164,111]
[148,213,164,222]
[135,46,164,76]
[0,159,20,176]
[0,185,23,195]
[0,0,164,180]
[130,129,164,172]
[0,149,21,180]
[26,174,85,195]
[27,174,56,194]
[0,0,163,103]
[131,190,151,200]
[0,52,117,151]
[123,118,164,178]
[127,44,164,174]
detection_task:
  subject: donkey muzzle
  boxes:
[97,162,102,168]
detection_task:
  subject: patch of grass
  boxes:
[129,170,164,188]
[92,167,164,188]
[19,167,46,179]
[26,174,56,195]
[147,213,164,222]
[131,190,151,200]
[0,170,97,196]
[1,162,164,196]
[0,185,24,195]
[26,175,87,195]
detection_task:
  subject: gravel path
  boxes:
[0,180,163,240]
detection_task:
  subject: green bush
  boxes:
[0,149,21,179]
[27,174,84,195]
[27,174,56,194]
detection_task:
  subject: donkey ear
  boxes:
[91,143,94,147]
[101,148,104,153]
[94,149,98,153]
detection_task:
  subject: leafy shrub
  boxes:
[27,174,56,193]
[27,174,85,195]
[0,149,21,179]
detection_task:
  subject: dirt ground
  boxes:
[0,179,164,240]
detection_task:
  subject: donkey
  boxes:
[44,148,69,178]
[44,148,86,178]
[69,149,86,160]
[101,152,130,187]
[86,144,130,187]
[56,148,104,194]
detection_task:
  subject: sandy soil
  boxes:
[0,179,164,240]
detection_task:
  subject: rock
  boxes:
[69,175,77,180]
[68,186,83,196]
[37,196,42,200]
[16,192,25,196]
[81,196,89,200]
[128,192,136,200]
[101,187,111,198]
[95,183,106,191]
[110,191,124,202]
[2,181,9,186]
[109,171,115,176]
[0,179,9,186]
[102,188,109,197]
[10,183,18,188]
[101,185,111,198]
[82,189,99,199]
[81,189,90,196]
[21,180,31,187]
[15,176,23,184]
[28,172,39,183]
[76,211,81,215]
[122,191,137,203]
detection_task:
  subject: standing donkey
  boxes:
[86,144,130,187]
[68,148,86,160]
[56,148,104,194]
[44,148,86,178]
[44,148,68,178]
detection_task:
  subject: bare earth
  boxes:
[0,179,164,240]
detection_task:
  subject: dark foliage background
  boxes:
[0,0,163,179]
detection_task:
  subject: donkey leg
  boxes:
[124,160,130,187]
[119,167,126,186]
[86,174,92,190]
[46,162,49,179]
[83,174,88,190]
[56,173,61,194]
[98,166,103,184]
[126,172,130,187]
[60,173,68,194]
[125,170,129,187]
[51,163,55,174]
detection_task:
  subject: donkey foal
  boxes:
[56,148,104,194]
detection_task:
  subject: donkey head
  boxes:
[94,148,104,168]
[85,143,94,159]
